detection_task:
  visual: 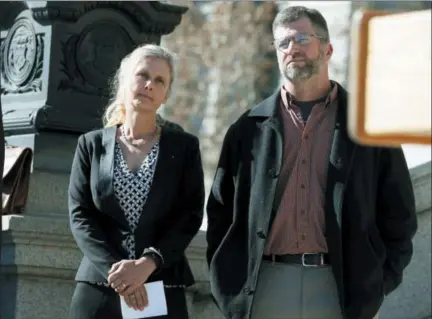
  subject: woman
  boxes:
[68,44,204,319]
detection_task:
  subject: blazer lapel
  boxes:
[134,127,174,233]
[99,126,116,197]
[98,126,128,227]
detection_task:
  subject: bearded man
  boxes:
[206,6,417,319]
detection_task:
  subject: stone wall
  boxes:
[380,162,432,319]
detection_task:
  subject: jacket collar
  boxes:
[248,81,348,119]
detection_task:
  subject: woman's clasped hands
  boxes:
[108,257,157,311]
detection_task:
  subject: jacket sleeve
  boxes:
[153,136,205,269]
[68,134,122,280]
[376,146,418,295]
[206,125,237,267]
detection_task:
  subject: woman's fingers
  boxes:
[122,283,138,296]
[141,285,149,308]
[112,279,129,293]
[134,288,146,310]
[109,261,122,274]
[123,293,135,309]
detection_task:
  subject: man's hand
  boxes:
[123,285,148,311]
[108,257,157,295]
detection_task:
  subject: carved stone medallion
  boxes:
[76,21,134,89]
[2,18,37,87]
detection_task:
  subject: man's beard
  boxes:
[282,50,324,83]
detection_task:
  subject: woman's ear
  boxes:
[162,90,169,104]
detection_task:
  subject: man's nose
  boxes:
[284,41,301,56]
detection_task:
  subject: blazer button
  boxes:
[257,230,266,239]
[267,168,278,178]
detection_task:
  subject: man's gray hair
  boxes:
[272,6,330,43]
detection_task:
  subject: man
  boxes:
[206,6,417,319]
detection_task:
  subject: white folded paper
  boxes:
[120,280,167,319]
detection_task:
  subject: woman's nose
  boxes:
[144,80,153,90]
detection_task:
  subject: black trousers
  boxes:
[69,282,189,319]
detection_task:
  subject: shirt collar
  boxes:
[280,80,338,110]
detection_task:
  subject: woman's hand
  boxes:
[123,285,148,311]
[107,257,157,295]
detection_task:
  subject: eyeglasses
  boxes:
[272,33,323,53]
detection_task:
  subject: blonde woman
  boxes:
[68,44,204,319]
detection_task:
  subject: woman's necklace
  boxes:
[121,125,158,147]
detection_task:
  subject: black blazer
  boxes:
[68,125,205,287]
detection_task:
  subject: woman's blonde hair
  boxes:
[103,44,175,127]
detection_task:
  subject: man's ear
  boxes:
[326,43,334,61]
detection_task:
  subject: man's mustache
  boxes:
[291,52,306,60]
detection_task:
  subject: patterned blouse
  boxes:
[114,141,159,260]
[91,140,159,287]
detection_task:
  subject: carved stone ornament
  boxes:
[0,18,44,95]
[58,21,134,96]
[31,2,188,35]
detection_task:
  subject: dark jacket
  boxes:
[206,83,417,319]
[68,125,205,287]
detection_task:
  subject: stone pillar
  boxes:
[0,2,187,319]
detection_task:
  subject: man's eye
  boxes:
[279,40,290,49]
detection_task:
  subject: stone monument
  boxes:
[0,2,187,318]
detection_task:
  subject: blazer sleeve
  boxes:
[68,134,122,280]
[205,125,237,267]
[376,146,418,295]
[153,135,205,269]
